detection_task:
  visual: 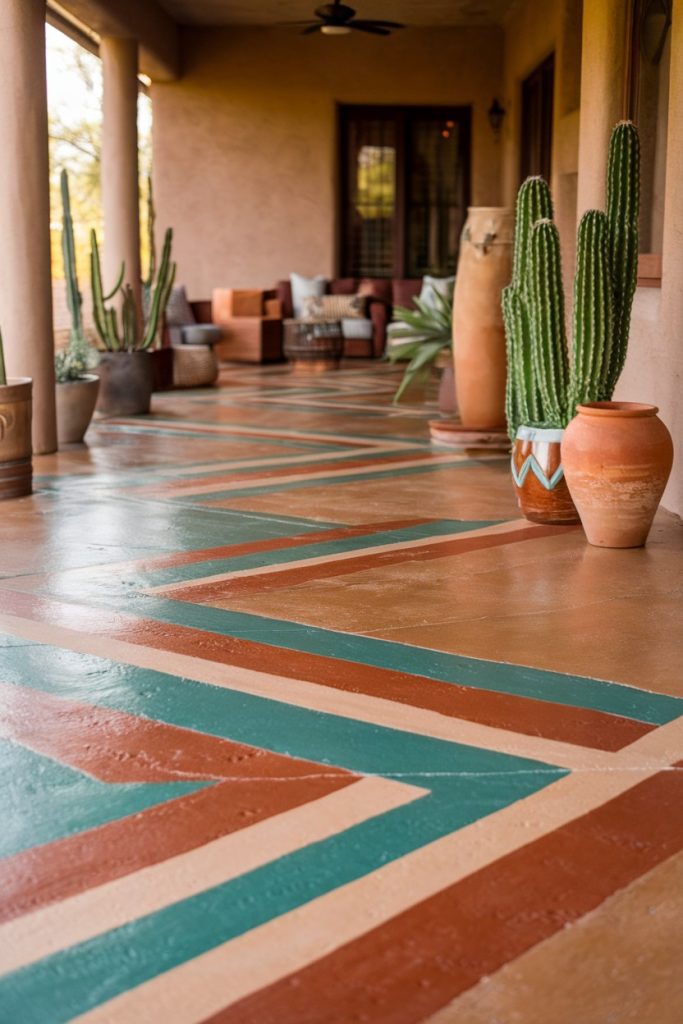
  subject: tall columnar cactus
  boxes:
[142,175,157,319]
[61,170,84,347]
[503,176,559,438]
[502,122,640,440]
[90,226,176,352]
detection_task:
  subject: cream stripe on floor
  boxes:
[0,609,628,772]
[71,715,683,1024]
[0,777,424,975]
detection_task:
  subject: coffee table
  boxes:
[283,319,344,372]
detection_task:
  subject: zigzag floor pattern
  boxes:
[1,362,682,1023]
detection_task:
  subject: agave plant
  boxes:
[386,288,453,403]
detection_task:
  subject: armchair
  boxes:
[212,289,284,363]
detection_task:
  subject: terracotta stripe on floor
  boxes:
[50,518,434,579]
[0,590,650,753]
[161,523,578,601]
[0,681,352,785]
[143,453,444,498]
[0,777,422,975]
[204,763,683,1024]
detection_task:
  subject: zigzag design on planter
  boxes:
[510,452,565,491]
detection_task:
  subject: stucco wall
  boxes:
[500,0,581,279]
[614,3,683,517]
[151,26,503,298]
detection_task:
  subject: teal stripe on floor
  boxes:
[0,655,562,1023]
[144,519,498,586]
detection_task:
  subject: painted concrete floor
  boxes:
[1,362,682,1023]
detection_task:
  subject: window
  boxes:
[339,106,471,280]
[627,0,672,285]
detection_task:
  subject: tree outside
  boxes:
[47,25,152,344]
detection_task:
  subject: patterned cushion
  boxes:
[290,272,326,318]
[165,285,195,327]
[301,294,367,321]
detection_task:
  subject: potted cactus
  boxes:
[91,220,176,417]
[55,170,101,444]
[0,327,32,500]
[502,121,654,527]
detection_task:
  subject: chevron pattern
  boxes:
[1,363,681,1023]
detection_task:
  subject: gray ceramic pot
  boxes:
[95,351,153,417]
[56,374,100,444]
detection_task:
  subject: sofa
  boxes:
[275,277,422,358]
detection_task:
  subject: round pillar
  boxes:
[576,0,630,216]
[101,37,142,315]
[0,0,57,454]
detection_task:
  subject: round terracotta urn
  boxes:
[511,425,579,525]
[561,402,674,548]
[452,207,513,429]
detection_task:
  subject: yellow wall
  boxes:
[151,26,503,297]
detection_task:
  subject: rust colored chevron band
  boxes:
[205,764,683,1024]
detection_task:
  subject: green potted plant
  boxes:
[91,219,176,418]
[503,121,644,526]
[386,288,454,407]
[55,170,100,444]
[0,327,32,500]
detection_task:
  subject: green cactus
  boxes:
[90,226,176,353]
[55,170,100,383]
[502,176,559,439]
[503,122,640,440]
[142,175,157,320]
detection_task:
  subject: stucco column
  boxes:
[0,0,57,454]
[576,0,629,216]
[101,37,141,313]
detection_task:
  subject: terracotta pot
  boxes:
[436,355,457,416]
[56,375,100,445]
[511,425,580,525]
[95,351,153,417]
[0,377,32,500]
[561,402,674,548]
[452,207,513,429]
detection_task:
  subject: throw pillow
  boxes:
[290,272,327,318]
[165,285,196,327]
[301,294,367,321]
[419,274,455,310]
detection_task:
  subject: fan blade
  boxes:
[353,19,404,28]
[302,23,323,34]
[348,21,391,35]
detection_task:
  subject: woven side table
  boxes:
[172,344,219,389]
[283,319,343,372]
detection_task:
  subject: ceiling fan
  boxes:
[287,1,405,36]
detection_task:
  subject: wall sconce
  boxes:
[488,98,506,135]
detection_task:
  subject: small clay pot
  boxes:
[511,425,580,525]
[95,351,153,417]
[56,374,100,444]
[561,402,674,548]
[0,377,32,500]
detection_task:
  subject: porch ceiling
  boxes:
[155,0,516,28]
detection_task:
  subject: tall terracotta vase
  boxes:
[561,402,674,548]
[452,207,513,429]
